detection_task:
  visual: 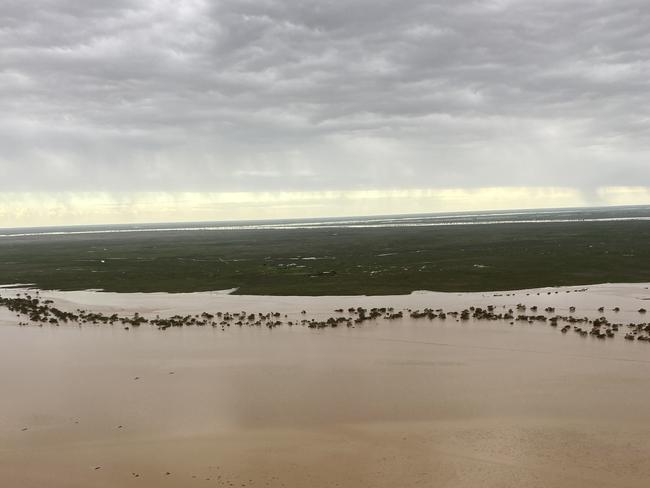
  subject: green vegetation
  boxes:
[1,221,649,295]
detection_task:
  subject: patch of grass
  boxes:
[1,221,649,295]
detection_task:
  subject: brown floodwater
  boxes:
[1,284,650,487]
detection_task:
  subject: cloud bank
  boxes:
[1,0,649,220]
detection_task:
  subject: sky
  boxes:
[1,0,649,226]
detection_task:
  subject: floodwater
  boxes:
[2,284,650,487]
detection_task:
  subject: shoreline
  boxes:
[2,281,648,308]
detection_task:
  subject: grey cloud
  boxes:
[1,0,649,193]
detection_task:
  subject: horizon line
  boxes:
[1,203,649,234]
[1,186,649,229]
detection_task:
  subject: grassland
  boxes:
[0,219,649,295]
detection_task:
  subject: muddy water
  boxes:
[1,285,650,487]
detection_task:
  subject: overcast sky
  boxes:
[1,0,649,225]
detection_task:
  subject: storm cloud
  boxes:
[1,0,650,195]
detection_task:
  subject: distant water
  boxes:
[2,206,650,238]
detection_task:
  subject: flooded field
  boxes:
[2,284,650,487]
